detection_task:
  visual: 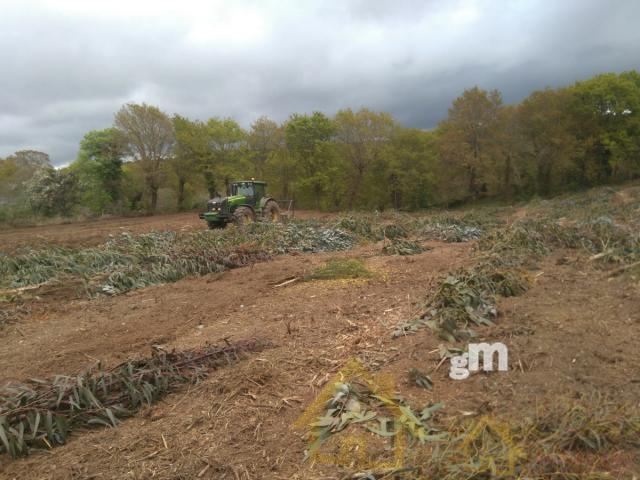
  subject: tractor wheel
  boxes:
[233,206,254,226]
[207,221,225,230]
[262,200,280,223]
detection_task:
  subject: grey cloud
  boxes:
[0,0,639,165]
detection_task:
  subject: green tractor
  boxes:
[199,180,282,229]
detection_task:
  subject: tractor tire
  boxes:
[262,200,281,223]
[233,206,255,226]
[208,221,225,230]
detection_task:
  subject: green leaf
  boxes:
[420,402,445,420]
[105,408,119,427]
[0,420,13,456]
[351,411,376,423]
[366,418,398,437]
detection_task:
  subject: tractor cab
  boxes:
[230,181,266,204]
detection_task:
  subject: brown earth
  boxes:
[0,212,639,479]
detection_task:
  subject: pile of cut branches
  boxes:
[335,215,410,242]
[393,209,640,340]
[306,380,446,458]
[0,338,270,458]
[0,222,357,297]
[342,397,640,479]
[419,218,484,243]
[420,398,640,479]
[393,264,528,340]
[382,238,427,256]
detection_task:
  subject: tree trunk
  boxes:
[537,157,552,196]
[177,177,186,211]
[314,183,321,210]
[149,185,159,213]
[502,153,513,200]
[467,165,478,200]
[347,165,365,209]
[204,170,217,198]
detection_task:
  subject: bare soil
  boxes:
[0,211,639,479]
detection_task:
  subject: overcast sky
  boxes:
[1,0,639,166]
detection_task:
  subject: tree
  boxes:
[171,115,208,209]
[284,112,335,209]
[11,150,51,169]
[0,150,51,205]
[382,128,438,210]
[0,157,19,201]
[204,118,248,195]
[72,128,125,213]
[516,88,577,196]
[114,103,174,213]
[493,105,525,200]
[25,167,79,216]
[334,108,397,208]
[264,148,296,201]
[568,72,640,184]
[438,87,503,202]
[247,116,282,178]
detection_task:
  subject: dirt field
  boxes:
[0,203,639,479]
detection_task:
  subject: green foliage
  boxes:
[171,115,209,209]
[381,128,438,210]
[204,117,249,195]
[569,72,640,185]
[334,108,398,208]
[247,116,282,178]
[285,112,336,208]
[71,128,124,214]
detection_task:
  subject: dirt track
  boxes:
[0,212,639,478]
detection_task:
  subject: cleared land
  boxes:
[0,187,639,479]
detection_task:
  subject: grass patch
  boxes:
[307,259,372,281]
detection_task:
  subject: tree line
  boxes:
[1,70,638,221]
